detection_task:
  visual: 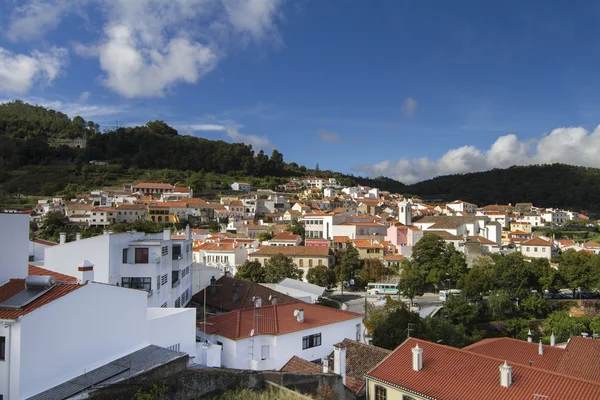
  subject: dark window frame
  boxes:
[302,333,322,350]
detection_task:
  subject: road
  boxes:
[326,291,443,315]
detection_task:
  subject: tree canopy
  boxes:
[264,254,304,283]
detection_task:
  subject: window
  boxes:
[0,336,5,360]
[542,247,546,252]
[534,247,538,252]
[299,259,304,267]
[302,333,321,349]
[122,248,128,263]
[526,247,530,252]
[374,385,387,400]
[318,259,322,266]
[162,246,169,256]
[161,274,168,286]
[121,277,151,292]
[309,259,313,268]
[135,247,149,263]
[175,298,181,308]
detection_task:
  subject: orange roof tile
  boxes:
[280,356,322,374]
[31,239,58,247]
[522,237,552,246]
[249,246,330,257]
[198,301,362,340]
[333,236,351,243]
[28,265,77,282]
[352,240,384,249]
[132,182,174,189]
[0,279,84,320]
[367,338,600,400]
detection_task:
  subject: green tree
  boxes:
[458,257,493,300]
[287,219,305,241]
[423,317,470,348]
[370,304,425,350]
[356,258,388,285]
[397,259,425,306]
[306,265,337,288]
[490,253,533,299]
[559,249,594,297]
[488,289,513,320]
[146,120,178,136]
[411,234,467,289]
[443,295,479,326]
[257,231,275,242]
[264,253,304,283]
[334,247,363,284]
[543,311,590,343]
[235,261,266,283]
[520,294,548,319]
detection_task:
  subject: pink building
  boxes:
[385,224,423,256]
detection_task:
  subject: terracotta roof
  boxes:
[384,254,405,262]
[198,301,362,340]
[249,246,330,257]
[426,231,463,241]
[65,202,94,211]
[367,338,600,400]
[91,207,116,212]
[352,240,384,249]
[0,279,84,320]
[115,203,146,211]
[229,200,243,206]
[464,338,564,371]
[327,339,390,394]
[557,239,577,247]
[271,232,301,241]
[554,336,600,382]
[415,215,484,229]
[194,242,240,252]
[31,239,58,247]
[192,276,296,312]
[172,187,190,192]
[28,265,77,282]
[510,230,531,236]
[583,241,600,249]
[522,237,552,246]
[280,356,322,374]
[467,236,499,246]
[132,182,174,189]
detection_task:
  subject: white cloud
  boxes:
[0,47,67,93]
[6,0,287,97]
[356,125,600,184]
[318,130,342,143]
[6,0,71,41]
[189,123,274,150]
[401,97,418,117]
[79,91,91,101]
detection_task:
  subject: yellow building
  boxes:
[510,221,532,233]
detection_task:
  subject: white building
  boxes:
[197,301,364,371]
[43,229,193,308]
[269,232,302,246]
[521,237,553,259]
[446,200,477,213]
[300,213,345,240]
[194,240,248,276]
[115,203,148,223]
[0,214,196,400]
[231,182,251,192]
[273,278,326,303]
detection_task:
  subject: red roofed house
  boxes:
[521,237,553,259]
[131,182,175,195]
[197,301,364,371]
[366,337,600,400]
[269,232,302,246]
[248,246,333,281]
[583,241,600,255]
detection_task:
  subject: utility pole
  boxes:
[407,323,415,338]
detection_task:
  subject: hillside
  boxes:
[1,101,599,214]
[405,164,600,213]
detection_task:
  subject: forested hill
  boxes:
[404,164,600,213]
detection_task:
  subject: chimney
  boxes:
[269,295,278,305]
[209,276,217,294]
[59,232,67,244]
[185,224,191,240]
[551,332,556,346]
[322,357,330,373]
[294,309,304,322]
[333,344,347,384]
[499,361,513,388]
[232,282,239,303]
[527,329,533,343]
[412,343,423,372]
[254,297,262,308]
[77,260,94,283]
[538,340,544,355]
[75,232,82,241]
[163,228,171,241]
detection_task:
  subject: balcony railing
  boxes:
[172,279,180,288]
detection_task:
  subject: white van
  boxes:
[439,289,461,302]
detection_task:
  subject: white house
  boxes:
[231,182,251,192]
[446,200,477,213]
[194,239,248,276]
[197,301,364,371]
[43,228,193,308]
[300,213,346,240]
[520,237,553,259]
[521,213,543,227]
[115,203,148,223]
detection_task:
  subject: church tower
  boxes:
[398,199,413,226]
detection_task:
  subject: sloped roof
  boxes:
[583,241,600,249]
[132,182,174,189]
[31,239,58,247]
[367,338,600,400]
[192,276,296,312]
[0,279,84,320]
[197,301,362,340]
[554,336,600,382]
[467,236,499,246]
[327,339,390,394]
[352,239,384,249]
[464,338,564,371]
[271,232,301,241]
[522,237,552,246]
[249,246,330,257]
[280,356,321,374]
[28,265,77,282]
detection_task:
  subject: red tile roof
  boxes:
[583,241,600,249]
[554,337,600,382]
[464,338,564,371]
[467,236,499,246]
[367,338,600,400]
[280,356,322,374]
[271,232,301,241]
[0,279,84,320]
[352,240,384,249]
[31,239,58,247]
[522,237,552,246]
[133,182,174,189]
[197,301,362,341]
[249,246,330,257]
[28,265,77,282]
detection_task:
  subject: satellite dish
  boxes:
[250,329,255,337]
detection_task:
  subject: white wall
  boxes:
[44,234,112,282]
[192,264,222,296]
[0,214,29,283]
[147,308,196,357]
[15,283,149,399]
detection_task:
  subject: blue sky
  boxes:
[2,1,600,183]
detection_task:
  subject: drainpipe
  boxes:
[2,320,13,399]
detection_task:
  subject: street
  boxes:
[326,291,443,315]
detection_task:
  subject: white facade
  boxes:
[521,241,553,259]
[398,200,413,226]
[231,182,251,192]
[199,316,363,371]
[0,214,29,284]
[0,282,196,400]
[43,230,193,308]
